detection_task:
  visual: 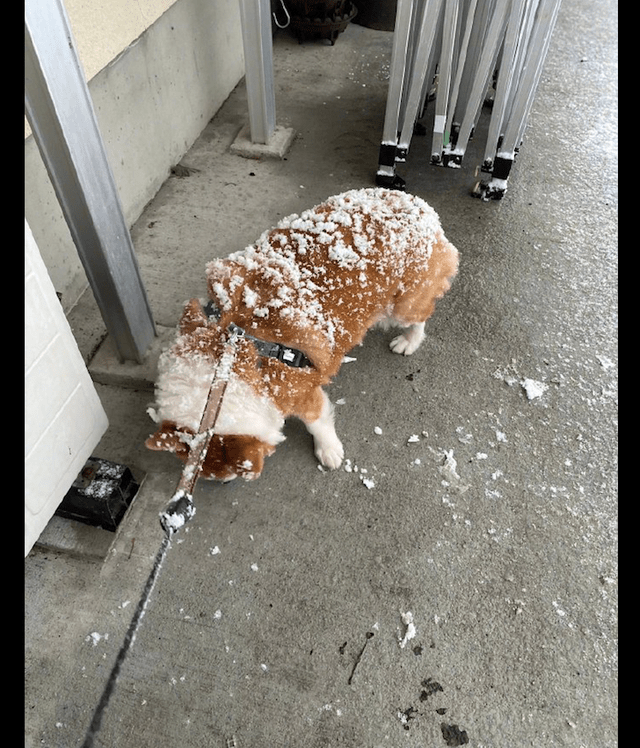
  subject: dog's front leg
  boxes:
[303,389,344,469]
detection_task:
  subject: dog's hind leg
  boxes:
[388,234,458,356]
[389,321,425,356]
[301,389,344,469]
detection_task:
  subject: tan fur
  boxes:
[146,188,458,481]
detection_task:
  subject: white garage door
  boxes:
[25,219,108,556]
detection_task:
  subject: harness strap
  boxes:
[202,300,314,369]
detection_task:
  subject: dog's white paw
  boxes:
[390,333,421,356]
[315,437,344,470]
[389,322,425,355]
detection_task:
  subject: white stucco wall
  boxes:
[64,0,174,83]
[25,0,245,310]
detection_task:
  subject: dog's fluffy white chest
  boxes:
[153,351,285,445]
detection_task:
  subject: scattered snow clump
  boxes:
[521,378,548,400]
[399,611,417,648]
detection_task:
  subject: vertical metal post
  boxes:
[238,0,277,144]
[376,0,415,188]
[25,0,156,364]
[446,0,509,162]
[482,0,528,168]
[473,0,562,199]
[444,0,478,145]
[431,0,459,162]
[397,0,444,155]
[500,0,562,154]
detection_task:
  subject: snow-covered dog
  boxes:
[146,188,458,481]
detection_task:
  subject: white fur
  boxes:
[302,390,344,469]
[156,350,285,446]
[389,321,425,356]
[155,352,214,432]
[375,316,426,356]
[156,346,344,469]
[215,376,286,446]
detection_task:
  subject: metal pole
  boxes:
[238,0,277,144]
[376,0,415,187]
[397,0,444,157]
[25,0,156,364]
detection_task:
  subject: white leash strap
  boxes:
[82,328,240,746]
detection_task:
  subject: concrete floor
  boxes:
[25,2,617,746]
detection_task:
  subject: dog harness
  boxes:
[202,300,314,369]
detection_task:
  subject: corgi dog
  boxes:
[146,187,458,481]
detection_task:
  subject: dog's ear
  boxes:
[199,435,276,481]
[145,421,191,457]
[206,258,247,315]
[178,298,211,335]
[236,438,276,481]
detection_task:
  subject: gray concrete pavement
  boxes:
[25,2,617,746]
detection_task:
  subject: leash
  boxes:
[81,327,240,747]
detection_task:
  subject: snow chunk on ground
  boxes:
[494,362,549,401]
[440,449,460,481]
[596,355,614,370]
[522,378,548,400]
[399,611,417,648]
[433,448,470,493]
